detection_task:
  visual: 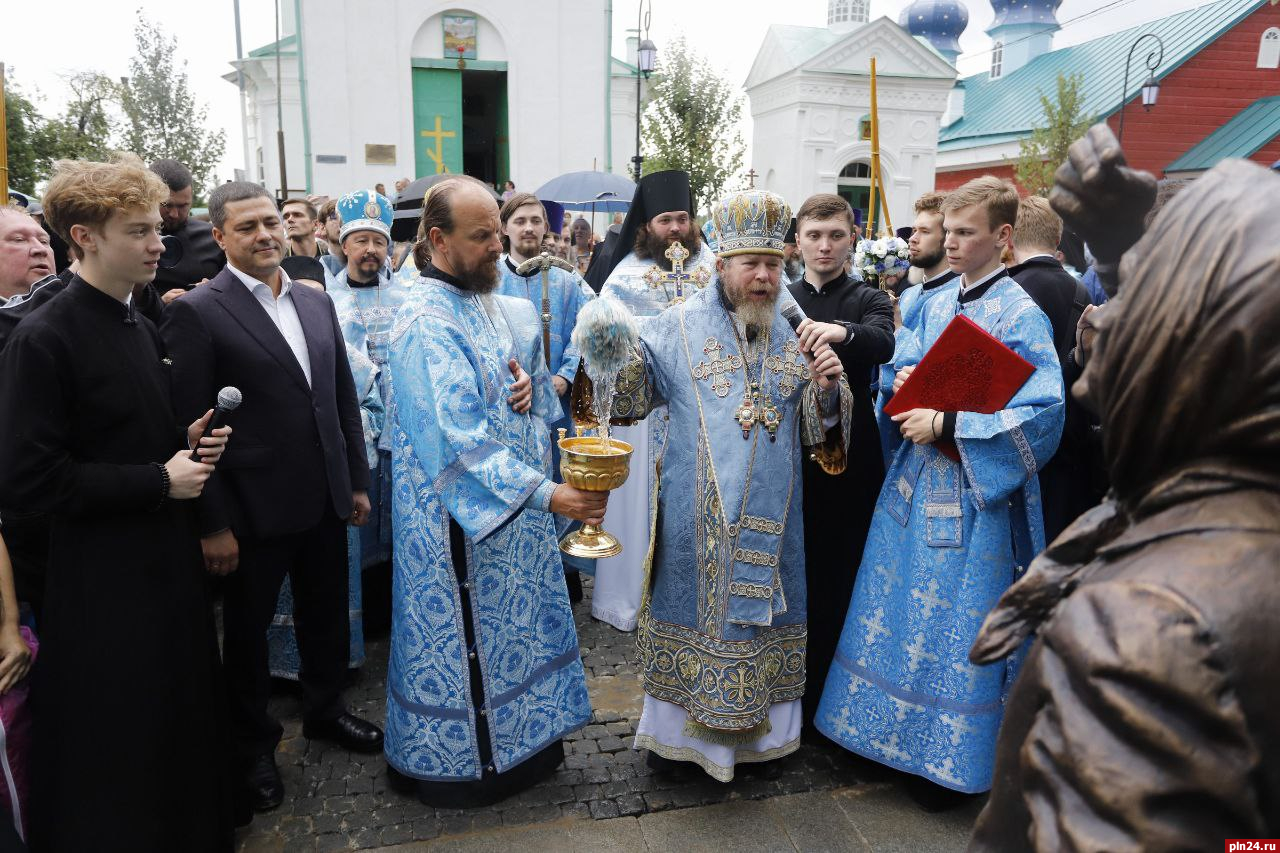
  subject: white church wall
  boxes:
[236,1,616,199]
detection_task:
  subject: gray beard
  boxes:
[737,300,776,333]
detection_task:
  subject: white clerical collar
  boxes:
[959,265,1004,294]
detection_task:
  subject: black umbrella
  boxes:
[390,175,502,242]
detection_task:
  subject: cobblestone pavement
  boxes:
[237,574,915,852]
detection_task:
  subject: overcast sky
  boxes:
[5,0,1202,184]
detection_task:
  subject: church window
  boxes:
[829,0,850,25]
[840,162,871,179]
[991,41,1004,79]
[850,0,869,23]
[1260,28,1280,70]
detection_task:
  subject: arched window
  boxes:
[991,41,1004,79]
[1260,27,1280,70]
[837,161,873,228]
[828,0,849,25]
[850,0,869,24]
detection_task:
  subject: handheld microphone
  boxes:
[190,386,242,461]
[780,302,807,335]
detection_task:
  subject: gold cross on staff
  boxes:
[420,115,456,174]
[642,242,711,306]
[746,168,758,189]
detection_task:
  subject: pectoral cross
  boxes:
[735,381,781,442]
[745,168,758,189]
[642,241,709,306]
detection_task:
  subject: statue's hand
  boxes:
[1048,123,1158,265]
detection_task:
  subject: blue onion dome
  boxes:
[899,0,970,60]
[988,0,1062,29]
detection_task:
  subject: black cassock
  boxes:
[786,273,895,727]
[0,278,232,852]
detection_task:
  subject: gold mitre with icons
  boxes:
[711,190,792,258]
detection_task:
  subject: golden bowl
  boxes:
[556,433,633,559]
[558,436,633,492]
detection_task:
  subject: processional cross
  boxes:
[643,241,710,307]
[745,168,758,189]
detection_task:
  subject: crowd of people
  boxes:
[0,119,1276,852]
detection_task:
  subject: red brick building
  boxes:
[934,0,1280,190]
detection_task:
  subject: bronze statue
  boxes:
[968,150,1280,849]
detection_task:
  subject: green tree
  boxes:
[1015,72,1092,196]
[640,36,746,215]
[3,79,47,194]
[119,15,224,200]
[48,72,119,162]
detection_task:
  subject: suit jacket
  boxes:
[160,266,370,540]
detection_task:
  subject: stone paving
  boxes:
[236,574,955,852]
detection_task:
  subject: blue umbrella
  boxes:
[534,171,635,213]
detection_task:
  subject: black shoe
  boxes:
[903,774,973,813]
[244,754,284,813]
[303,712,384,753]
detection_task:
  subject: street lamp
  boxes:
[1118,32,1164,145]
[632,0,656,183]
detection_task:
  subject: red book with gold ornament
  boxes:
[883,313,1035,461]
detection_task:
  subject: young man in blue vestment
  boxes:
[875,192,960,464]
[578,190,854,781]
[383,176,605,807]
[496,192,597,598]
[816,176,1064,809]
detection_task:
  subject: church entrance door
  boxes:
[411,63,509,185]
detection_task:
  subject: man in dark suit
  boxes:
[161,181,383,814]
[1006,195,1097,542]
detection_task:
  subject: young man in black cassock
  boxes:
[788,194,895,728]
[0,158,235,852]
[1006,195,1097,542]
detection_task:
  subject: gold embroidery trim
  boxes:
[733,548,779,568]
[727,581,773,600]
[638,610,807,730]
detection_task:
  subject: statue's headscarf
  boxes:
[973,159,1280,662]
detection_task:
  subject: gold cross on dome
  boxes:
[642,241,710,306]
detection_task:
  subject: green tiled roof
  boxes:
[1165,95,1280,171]
[248,34,297,58]
[940,0,1265,149]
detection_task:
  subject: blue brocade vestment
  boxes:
[816,275,1063,793]
[607,284,853,780]
[384,276,590,781]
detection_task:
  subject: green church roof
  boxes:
[940,0,1266,151]
[1165,95,1280,172]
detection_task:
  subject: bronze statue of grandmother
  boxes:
[968,148,1280,849]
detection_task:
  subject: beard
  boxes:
[451,250,501,293]
[636,225,701,269]
[783,257,804,281]
[721,278,779,337]
[910,244,946,270]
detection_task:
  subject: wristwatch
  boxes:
[836,320,856,345]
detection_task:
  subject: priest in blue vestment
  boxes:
[383,176,605,807]
[496,191,597,594]
[577,190,853,781]
[816,177,1064,806]
[876,192,960,465]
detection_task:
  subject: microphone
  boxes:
[780,301,807,335]
[190,386,242,461]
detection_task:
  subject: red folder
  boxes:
[883,313,1034,461]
